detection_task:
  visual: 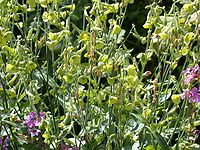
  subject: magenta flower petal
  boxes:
[5,137,9,142]
[192,65,200,73]
[40,112,45,117]
[190,87,200,102]
[182,87,200,102]
[183,65,200,85]
[24,112,45,137]
[184,68,191,74]
[194,129,200,136]
[28,128,41,136]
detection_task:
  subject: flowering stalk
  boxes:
[181,65,200,102]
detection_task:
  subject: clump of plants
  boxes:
[0,0,199,149]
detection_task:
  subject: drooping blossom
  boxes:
[181,87,200,102]
[183,65,200,85]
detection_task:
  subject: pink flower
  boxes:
[28,128,41,136]
[181,87,200,102]
[183,65,200,85]
[0,136,10,150]
[60,143,67,150]
[24,112,45,136]
[60,143,78,150]
[194,129,199,136]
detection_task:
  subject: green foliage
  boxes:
[0,0,199,149]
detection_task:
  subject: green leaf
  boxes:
[18,93,26,102]
[63,74,74,84]
[3,45,16,56]
[32,70,58,88]
[46,40,59,51]
[70,55,81,64]
[151,130,169,150]
[78,75,88,84]
[6,89,17,98]
[0,0,6,4]
[42,11,48,22]
[6,64,15,72]
[137,53,147,67]
[8,74,18,85]
[107,77,114,85]
[194,120,200,126]
[143,22,152,29]
[112,25,121,34]
[32,94,41,104]
[26,61,37,71]
[184,32,194,45]
[108,96,118,104]
[79,31,90,41]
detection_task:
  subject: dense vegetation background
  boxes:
[0,0,199,149]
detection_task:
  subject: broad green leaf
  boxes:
[0,0,6,4]
[48,32,55,41]
[126,65,136,75]
[27,0,36,8]
[142,109,152,119]
[42,133,51,139]
[180,46,189,56]
[182,3,195,13]
[69,100,76,112]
